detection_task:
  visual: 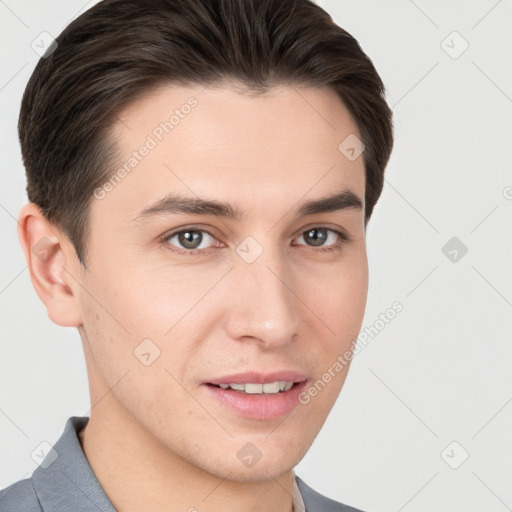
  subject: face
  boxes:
[73,83,368,481]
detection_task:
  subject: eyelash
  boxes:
[161,226,351,257]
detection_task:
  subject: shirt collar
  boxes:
[32,416,116,512]
[292,470,307,512]
[32,416,307,511]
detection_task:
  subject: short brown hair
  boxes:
[19,0,393,267]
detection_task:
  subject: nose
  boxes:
[224,245,300,349]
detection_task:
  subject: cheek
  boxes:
[78,258,230,402]
[297,265,367,413]
[296,251,368,396]
[91,250,226,338]
[78,284,131,371]
[301,252,368,332]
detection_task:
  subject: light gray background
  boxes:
[1,1,511,511]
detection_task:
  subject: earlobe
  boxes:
[17,202,83,327]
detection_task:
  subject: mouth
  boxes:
[202,371,308,420]
[206,381,296,394]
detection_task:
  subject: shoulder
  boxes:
[0,416,91,512]
[295,475,366,512]
[0,477,42,512]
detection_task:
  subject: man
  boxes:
[0,0,393,510]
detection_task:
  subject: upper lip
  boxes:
[205,370,308,385]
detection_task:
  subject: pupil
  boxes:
[305,228,326,247]
[179,230,202,249]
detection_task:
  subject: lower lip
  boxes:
[203,381,308,420]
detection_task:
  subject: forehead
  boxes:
[114,82,361,152]
[93,83,365,225]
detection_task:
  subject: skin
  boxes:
[18,83,368,512]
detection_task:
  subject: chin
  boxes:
[207,458,297,483]
[192,434,311,483]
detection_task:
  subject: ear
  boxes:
[17,202,83,327]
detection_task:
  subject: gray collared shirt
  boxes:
[0,416,364,512]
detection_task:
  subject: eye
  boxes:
[293,227,349,252]
[162,226,349,256]
[164,228,221,254]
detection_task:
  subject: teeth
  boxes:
[245,383,263,394]
[262,382,280,394]
[217,381,295,394]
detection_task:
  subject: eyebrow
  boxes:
[132,188,363,222]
